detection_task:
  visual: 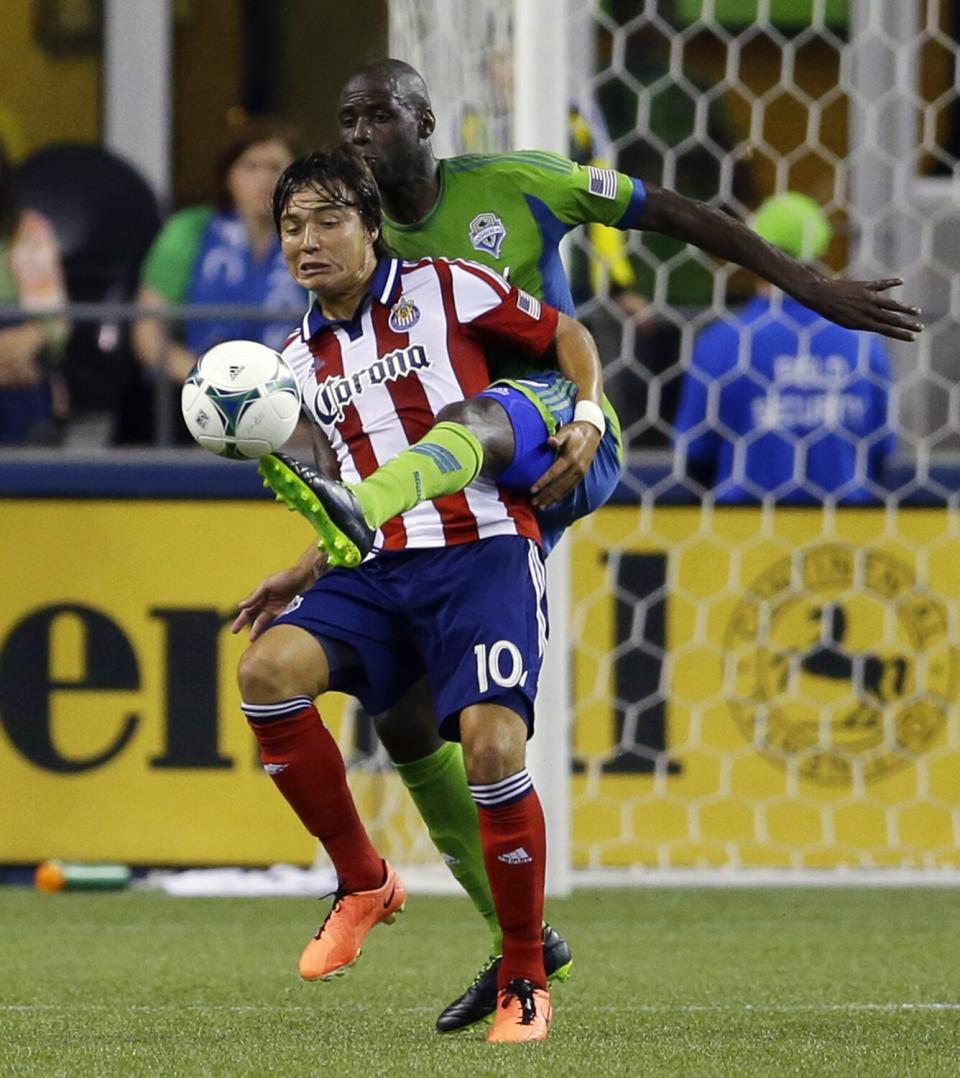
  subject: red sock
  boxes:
[477,789,547,989]
[247,703,383,893]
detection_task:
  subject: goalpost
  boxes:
[372,0,960,887]
[384,0,574,896]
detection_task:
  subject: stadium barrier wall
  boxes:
[2,457,957,871]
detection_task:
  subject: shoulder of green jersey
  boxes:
[445,150,572,176]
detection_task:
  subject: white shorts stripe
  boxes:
[527,540,548,657]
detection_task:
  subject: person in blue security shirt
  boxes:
[674,192,895,504]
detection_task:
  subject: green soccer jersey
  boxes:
[382,151,646,317]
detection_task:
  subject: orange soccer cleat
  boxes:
[487,979,552,1043]
[299,861,406,981]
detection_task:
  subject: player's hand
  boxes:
[530,421,601,509]
[800,277,924,342]
[231,554,329,642]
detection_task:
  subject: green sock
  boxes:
[394,741,502,953]
[350,422,483,530]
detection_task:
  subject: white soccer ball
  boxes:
[181,341,302,460]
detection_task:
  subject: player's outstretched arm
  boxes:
[231,544,328,641]
[531,313,604,509]
[636,184,925,342]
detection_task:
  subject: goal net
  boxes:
[358,0,960,879]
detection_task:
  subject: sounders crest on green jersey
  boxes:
[469,212,507,258]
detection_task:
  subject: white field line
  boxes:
[1,1002,958,1013]
[383,866,960,893]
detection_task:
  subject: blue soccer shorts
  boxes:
[270,535,549,740]
[477,370,623,553]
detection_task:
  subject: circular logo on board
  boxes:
[724,544,956,784]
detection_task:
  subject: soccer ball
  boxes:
[181,341,302,460]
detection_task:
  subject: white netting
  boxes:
[388,0,514,156]
[373,0,960,875]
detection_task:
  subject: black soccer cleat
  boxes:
[258,451,375,568]
[435,922,573,1034]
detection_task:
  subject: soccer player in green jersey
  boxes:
[344,62,922,341]
[259,58,925,1034]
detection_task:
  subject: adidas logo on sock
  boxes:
[441,852,460,866]
[497,847,532,865]
[263,763,288,775]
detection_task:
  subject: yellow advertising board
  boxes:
[2,499,958,870]
[0,500,331,865]
[571,506,960,868]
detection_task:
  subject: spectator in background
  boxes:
[0,139,69,444]
[121,118,305,443]
[674,192,895,504]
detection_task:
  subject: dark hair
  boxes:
[271,146,391,258]
[0,138,18,240]
[212,117,302,212]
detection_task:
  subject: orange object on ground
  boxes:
[34,861,131,892]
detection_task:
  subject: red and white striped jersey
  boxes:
[282,256,559,552]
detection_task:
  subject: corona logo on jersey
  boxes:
[388,296,421,332]
[313,343,431,425]
[469,211,507,258]
[725,543,955,785]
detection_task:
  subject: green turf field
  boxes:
[1,885,957,1076]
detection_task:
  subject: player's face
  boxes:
[338,79,426,186]
[228,139,295,221]
[279,186,378,299]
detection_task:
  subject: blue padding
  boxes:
[477,386,556,491]
[0,453,274,500]
[0,452,958,506]
[616,177,648,230]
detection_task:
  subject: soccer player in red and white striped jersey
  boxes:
[234,147,605,1042]
[281,253,549,553]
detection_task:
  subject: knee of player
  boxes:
[237,645,280,703]
[460,707,527,784]
[436,398,513,474]
[435,399,472,426]
[237,641,310,704]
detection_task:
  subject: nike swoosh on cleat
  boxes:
[382,884,397,909]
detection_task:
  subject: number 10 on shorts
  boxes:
[474,641,528,691]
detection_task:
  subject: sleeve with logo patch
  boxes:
[509,152,647,233]
[448,259,559,360]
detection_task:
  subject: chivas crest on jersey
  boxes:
[388,296,421,332]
